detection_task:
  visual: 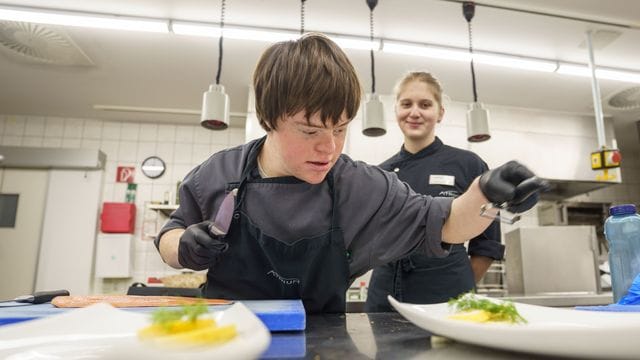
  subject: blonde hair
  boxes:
[253,32,363,131]
[393,71,443,108]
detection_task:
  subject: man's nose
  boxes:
[316,131,336,154]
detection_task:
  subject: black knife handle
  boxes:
[32,290,70,304]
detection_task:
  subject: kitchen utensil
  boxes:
[209,188,237,236]
[0,290,69,305]
[389,295,640,359]
[479,203,520,224]
[51,295,232,308]
[0,302,271,360]
[0,299,306,331]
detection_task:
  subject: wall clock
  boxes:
[141,156,166,179]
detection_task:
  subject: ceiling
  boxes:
[1,0,640,133]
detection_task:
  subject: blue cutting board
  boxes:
[0,299,306,332]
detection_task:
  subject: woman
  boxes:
[365,72,504,312]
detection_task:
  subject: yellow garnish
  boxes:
[154,324,237,346]
[447,292,527,324]
[138,304,237,346]
[138,318,217,339]
[447,309,492,323]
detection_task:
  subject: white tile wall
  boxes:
[2,110,637,294]
[25,116,45,136]
[83,119,103,139]
[2,136,21,146]
[5,115,25,136]
[45,117,65,137]
[344,99,640,246]
[139,123,158,141]
[64,118,84,139]
[0,114,245,294]
[22,136,43,147]
[120,123,140,141]
[42,137,62,147]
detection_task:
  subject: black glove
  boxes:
[479,161,549,213]
[178,221,229,271]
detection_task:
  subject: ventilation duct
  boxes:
[0,20,93,66]
[608,86,640,111]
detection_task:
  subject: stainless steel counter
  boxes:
[266,312,562,359]
[498,292,613,307]
[346,292,613,312]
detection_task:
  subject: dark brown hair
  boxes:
[253,32,362,131]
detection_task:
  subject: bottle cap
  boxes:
[609,204,637,216]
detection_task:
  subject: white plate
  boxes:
[389,295,640,359]
[0,302,270,360]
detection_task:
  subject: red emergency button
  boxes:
[591,148,622,170]
[605,150,622,167]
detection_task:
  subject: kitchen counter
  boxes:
[500,292,613,307]
[268,312,559,359]
[346,292,614,312]
[0,302,618,359]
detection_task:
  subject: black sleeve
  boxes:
[466,157,505,260]
[154,166,205,250]
[467,221,504,259]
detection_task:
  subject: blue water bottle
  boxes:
[604,204,640,303]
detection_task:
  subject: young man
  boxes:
[155,33,545,313]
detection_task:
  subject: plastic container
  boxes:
[604,204,640,303]
[100,202,136,233]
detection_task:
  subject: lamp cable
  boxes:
[463,1,478,102]
[215,0,226,85]
[366,0,378,94]
[300,0,306,35]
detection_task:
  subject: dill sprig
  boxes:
[151,303,209,329]
[447,292,527,324]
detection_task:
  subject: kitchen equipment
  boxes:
[0,299,306,331]
[389,295,640,359]
[0,302,271,360]
[127,283,202,297]
[0,290,69,306]
[210,189,237,236]
[94,233,133,278]
[604,204,640,302]
[100,202,136,233]
[51,295,231,308]
[504,225,600,295]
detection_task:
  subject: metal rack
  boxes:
[476,261,507,297]
[142,203,178,240]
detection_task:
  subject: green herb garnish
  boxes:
[151,303,208,329]
[447,292,527,324]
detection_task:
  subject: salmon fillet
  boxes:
[51,295,232,308]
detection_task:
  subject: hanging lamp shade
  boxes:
[201,84,229,130]
[466,102,491,142]
[362,94,386,137]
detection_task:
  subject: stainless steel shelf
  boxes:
[499,292,613,307]
[147,203,178,217]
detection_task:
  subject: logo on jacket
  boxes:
[438,190,460,197]
[267,270,300,285]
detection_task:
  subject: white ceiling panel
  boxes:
[0,0,639,127]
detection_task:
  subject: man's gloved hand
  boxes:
[178,221,229,271]
[479,161,549,213]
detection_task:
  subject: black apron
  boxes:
[202,143,351,313]
[365,244,475,312]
